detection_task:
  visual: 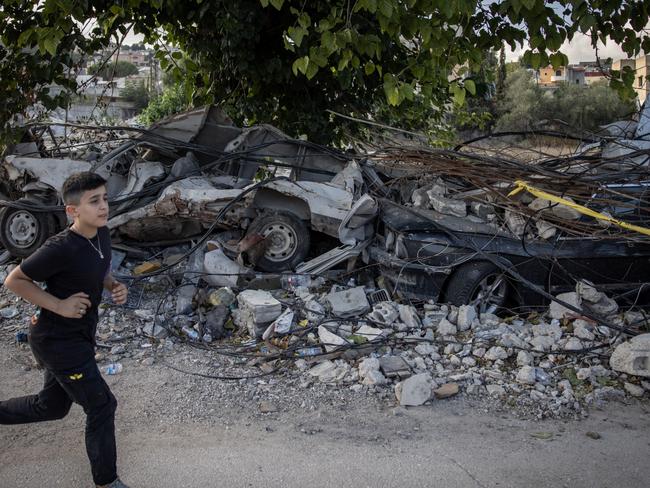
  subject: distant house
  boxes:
[536,65,586,87]
[584,71,608,85]
[612,55,650,104]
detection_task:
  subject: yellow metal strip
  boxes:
[508,180,650,237]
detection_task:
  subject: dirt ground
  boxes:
[2,339,650,488]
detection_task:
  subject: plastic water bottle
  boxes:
[104,363,123,375]
[296,346,322,357]
[281,274,311,291]
[182,325,200,341]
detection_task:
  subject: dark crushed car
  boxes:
[371,199,650,313]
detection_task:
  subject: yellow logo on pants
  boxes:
[68,373,83,380]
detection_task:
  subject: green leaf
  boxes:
[529,52,542,69]
[269,0,284,10]
[288,26,306,47]
[43,36,59,56]
[364,61,375,75]
[171,51,183,60]
[378,0,393,18]
[464,79,476,96]
[383,75,399,106]
[292,56,309,75]
[450,83,466,105]
[259,0,269,6]
[521,0,536,10]
[305,62,319,80]
[549,52,567,69]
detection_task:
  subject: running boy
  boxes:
[0,172,130,488]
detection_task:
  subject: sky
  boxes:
[506,32,630,64]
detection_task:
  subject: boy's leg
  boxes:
[0,369,72,424]
[53,359,118,487]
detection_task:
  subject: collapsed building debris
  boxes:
[2,104,650,417]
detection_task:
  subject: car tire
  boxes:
[0,201,56,258]
[444,261,509,314]
[247,211,310,272]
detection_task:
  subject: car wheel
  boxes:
[0,202,56,258]
[247,211,310,272]
[444,261,509,314]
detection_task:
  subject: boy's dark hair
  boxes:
[62,172,107,205]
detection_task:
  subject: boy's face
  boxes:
[66,185,109,228]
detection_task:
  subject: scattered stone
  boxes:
[238,289,282,338]
[484,346,508,361]
[456,305,477,331]
[536,220,557,239]
[436,318,457,336]
[585,431,601,440]
[505,210,526,236]
[142,322,169,339]
[610,334,650,378]
[396,373,435,406]
[368,301,399,325]
[326,286,370,318]
[356,324,385,342]
[398,304,422,329]
[516,350,533,367]
[624,382,645,397]
[584,295,619,316]
[564,337,583,351]
[208,287,237,307]
[433,383,459,399]
[428,193,467,217]
[548,292,582,320]
[516,366,537,385]
[573,319,595,341]
[532,321,563,341]
[318,325,349,353]
[379,356,412,379]
[258,401,278,413]
[576,281,604,303]
[486,385,506,397]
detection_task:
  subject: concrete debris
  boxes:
[325,286,370,318]
[548,292,582,320]
[433,383,459,399]
[436,318,457,337]
[203,247,252,288]
[368,301,399,325]
[395,373,435,406]
[428,193,466,217]
[358,358,387,386]
[610,334,650,378]
[379,356,412,379]
[456,305,477,331]
[317,325,349,353]
[398,304,422,329]
[355,324,385,342]
[624,382,645,397]
[237,290,282,338]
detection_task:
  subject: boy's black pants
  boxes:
[0,353,118,486]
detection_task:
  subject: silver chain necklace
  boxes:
[73,226,103,258]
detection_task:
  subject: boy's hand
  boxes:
[111,281,128,305]
[56,292,92,319]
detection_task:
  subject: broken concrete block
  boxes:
[142,322,168,339]
[396,373,434,406]
[204,305,229,340]
[204,248,251,287]
[536,220,557,239]
[358,358,387,385]
[398,304,422,329]
[238,290,282,323]
[610,334,650,378]
[379,356,412,379]
[237,290,282,337]
[505,210,526,236]
[516,350,533,366]
[318,325,349,352]
[428,193,466,217]
[456,305,477,331]
[356,324,385,342]
[516,365,537,385]
[573,319,595,341]
[433,383,459,399]
[484,346,509,361]
[575,281,604,303]
[325,286,370,318]
[584,295,619,316]
[528,197,552,212]
[470,201,494,219]
[533,320,563,341]
[133,260,161,275]
[412,187,430,208]
[529,335,555,352]
[368,301,399,325]
[436,318,457,336]
[549,292,582,320]
[486,385,506,397]
[624,382,645,397]
[208,287,236,307]
[551,197,581,220]
[564,337,583,351]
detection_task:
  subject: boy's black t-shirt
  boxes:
[20,226,111,370]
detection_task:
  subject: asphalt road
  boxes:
[2,398,649,488]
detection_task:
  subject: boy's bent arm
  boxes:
[5,266,91,318]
